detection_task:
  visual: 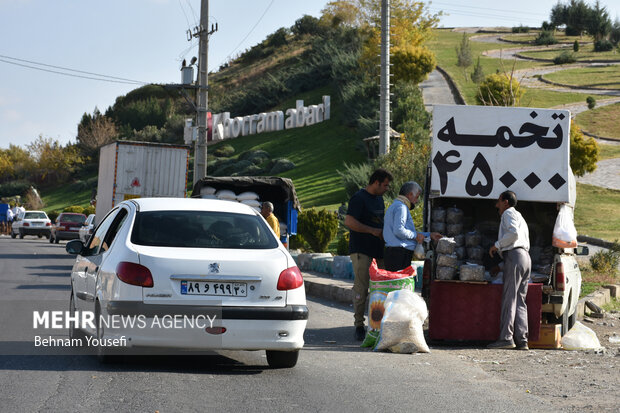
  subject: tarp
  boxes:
[192,176,301,210]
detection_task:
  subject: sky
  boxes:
[1,0,618,150]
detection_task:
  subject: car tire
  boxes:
[69,291,85,342]
[10,230,16,239]
[19,230,24,239]
[568,310,577,332]
[266,350,299,368]
[37,234,42,238]
[561,307,569,337]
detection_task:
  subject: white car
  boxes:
[78,214,96,244]
[11,210,52,239]
[66,198,307,368]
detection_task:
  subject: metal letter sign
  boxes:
[431,105,571,203]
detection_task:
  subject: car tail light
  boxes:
[422,258,432,298]
[277,266,303,290]
[205,327,226,335]
[45,222,51,227]
[23,222,30,227]
[116,262,154,288]
[555,262,565,291]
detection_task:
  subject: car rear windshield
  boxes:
[24,212,47,219]
[60,214,86,223]
[131,210,279,249]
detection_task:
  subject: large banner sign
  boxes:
[431,105,571,203]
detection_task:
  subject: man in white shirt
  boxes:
[488,191,531,350]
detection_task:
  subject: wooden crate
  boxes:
[529,323,561,349]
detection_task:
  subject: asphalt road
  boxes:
[0,236,553,412]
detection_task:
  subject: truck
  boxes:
[191,176,300,247]
[95,141,190,225]
[422,105,588,338]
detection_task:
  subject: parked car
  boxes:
[79,214,96,244]
[50,213,87,244]
[11,210,51,239]
[66,198,307,367]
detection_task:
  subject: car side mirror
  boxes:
[66,239,84,255]
[575,245,589,256]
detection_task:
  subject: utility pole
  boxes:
[379,0,390,155]
[193,0,210,185]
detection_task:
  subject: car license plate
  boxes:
[180,281,247,297]
[32,222,42,226]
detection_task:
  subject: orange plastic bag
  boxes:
[369,258,416,281]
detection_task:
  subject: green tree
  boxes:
[573,39,580,52]
[455,32,473,68]
[476,73,524,106]
[391,45,436,84]
[77,110,118,156]
[586,0,611,42]
[570,123,599,177]
[27,136,85,184]
[471,57,485,84]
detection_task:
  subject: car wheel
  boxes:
[19,230,24,239]
[69,291,85,342]
[37,234,42,238]
[561,307,569,337]
[10,230,16,239]
[266,350,299,368]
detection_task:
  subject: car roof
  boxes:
[59,212,86,216]
[127,197,257,215]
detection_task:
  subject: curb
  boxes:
[577,284,619,318]
[435,65,466,105]
[302,271,353,305]
[582,130,620,143]
[577,235,617,249]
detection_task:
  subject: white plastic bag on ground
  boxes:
[561,321,602,350]
[553,204,578,244]
[375,289,430,353]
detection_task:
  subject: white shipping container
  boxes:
[96,141,189,224]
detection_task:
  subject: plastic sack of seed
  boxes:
[459,264,485,281]
[436,237,456,255]
[453,234,465,247]
[446,207,464,224]
[455,247,466,260]
[431,222,446,233]
[431,207,446,222]
[436,266,456,280]
[446,224,463,236]
[374,289,430,353]
[465,230,482,247]
[437,253,458,268]
[467,246,485,261]
[361,259,416,348]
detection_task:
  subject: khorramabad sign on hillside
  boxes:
[207,95,330,143]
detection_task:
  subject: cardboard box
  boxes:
[529,323,562,349]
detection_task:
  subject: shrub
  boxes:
[64,205,84,213]
[590,241,620,277]
[594,39,613,52]
[336,231,349,256]
[47,210,59,222]
[297,208,339,253]
[553,51,577,64]
[289,233,308,251]
[213,145,235,158]
[534,30,558,45]
[337,162,374,199]
[291,15,323,37]
[269,158,295,175]
[512,25,530,33]
[83,205,95,216]
[570,123,599,177]
[0,180,30,198]
[239,149,270,165]
[476,73,524,106]
[573,40,580,52]
[586,96,596,109]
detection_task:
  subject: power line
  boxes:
[217,0,276,69]
[430,1,548,19]
[178,0,193,30]
[0,57,146,85]
[0,54,147,84]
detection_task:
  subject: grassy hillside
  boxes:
[207,87,367,209]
